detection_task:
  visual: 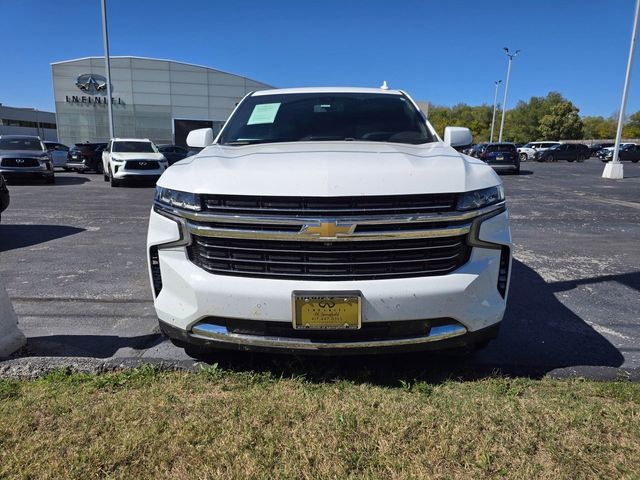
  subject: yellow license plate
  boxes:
[496,155,504,161]
[292,291,362,330]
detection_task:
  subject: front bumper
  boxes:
[147,207,512,353]
[111,161,166,180]
[0,166,54,180]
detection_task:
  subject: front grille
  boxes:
[1,158,40,168]
[201,193,457,216]
[188,234,470,281]
[126,160,158,170]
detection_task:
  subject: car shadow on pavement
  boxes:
[52,176,92,185]
[21,334,164,359]
[0,224,85,252]
[182,259,625,384]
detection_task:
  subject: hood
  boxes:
[110,152,166,161]
[159,141,501,196]
[0,150,48,158]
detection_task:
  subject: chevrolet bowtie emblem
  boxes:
[301,221,356,238]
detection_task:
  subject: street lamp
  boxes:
[101,0,115,139]
[498,48,520,143]
[490,80,502,143]
[603,0,640,179]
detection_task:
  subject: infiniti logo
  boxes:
[139,162,147,166]
[15,159,24,164]
[75,73,108,93]
[318,299,336,308]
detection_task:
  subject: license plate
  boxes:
[292,291,361,330]
[496,155,504,161]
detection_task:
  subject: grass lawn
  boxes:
[0,364,639,479]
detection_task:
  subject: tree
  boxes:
[502,92,566,143]
[538,101,584,140]
[623,111,640,138]
[582,116,617,139]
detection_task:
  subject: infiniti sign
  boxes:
[75,74,108,93]
[65,73,124,105]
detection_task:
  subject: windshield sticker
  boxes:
[247,103,281,125]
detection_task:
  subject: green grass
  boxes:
[0,365,639,479]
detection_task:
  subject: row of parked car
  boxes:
[0,134,198,187]
[43,140,194,173]
[464,141,640,165]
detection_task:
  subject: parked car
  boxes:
[67,142,108,173]
[467,143,488,158]
[44,142,70,169]
[0,135,55,183]
[596,143,636,159]
[479,143,520,174]
[102,138,168,187]
[600,143,640,162]
[589,142,614,157]
[517,141,560,161]
[148,87,512,357]
[0,174,9,222]
[535,143,590,162]
[157,144,189,165]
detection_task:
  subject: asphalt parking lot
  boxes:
[1,158,639,379]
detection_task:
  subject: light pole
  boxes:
[603,0,640,179]
[101,0,115,139]
[498,48,520,143]
[490,80,502,143]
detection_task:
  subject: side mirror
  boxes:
[443,126,472,147]
[186,128,214,148]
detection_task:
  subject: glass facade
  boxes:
[52,57,272,146]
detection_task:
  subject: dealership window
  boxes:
[0,118,57,129]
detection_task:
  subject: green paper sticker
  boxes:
[247,103,281,125]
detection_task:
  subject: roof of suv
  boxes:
[252,87,404,96]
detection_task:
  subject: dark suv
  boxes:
[535,143,590,162]
[0,135,55,183]
[67,142,108,173]
[0,174,9,222]
[479,143,520,174]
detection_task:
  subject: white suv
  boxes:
[102,138,168,187]
[147,87,512,356]
[517,141,560,161]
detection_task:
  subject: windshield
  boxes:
[0,137,45,151]
[219,92,435,146]
[486,144,516,153]
[112,141,156,153]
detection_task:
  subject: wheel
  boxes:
[633,159,639,163]
[519,153,527,162]
[62,167,71,172]
[547,154,554,162]
[45,176,55,184]
[568,158,575,162]
[515,166,521,175]
[578,155,585,162]
[109,168,119,187]
[94,162,104,175]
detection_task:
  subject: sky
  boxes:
[1,0,639,117]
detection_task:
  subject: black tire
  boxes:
[94,162,104,175]
[547,154,555,162]
[633,159,639,163]
[568,158,575,163]
[514,166,521,175]
[109,168,119,187]
[519,153,527,162]
[45,176,55,184]
[578,155,585,162]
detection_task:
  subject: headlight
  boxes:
[155,186,201,211]
[457,185,505,211]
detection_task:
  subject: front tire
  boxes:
[45,176,55,184]
[109,168,119,187]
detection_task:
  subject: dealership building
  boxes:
[51,56,273,146]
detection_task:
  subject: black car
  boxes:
[468,143,488,158]
[157,144,189,165]
[589,142,614,157]
[0,174,9,222]
[0,135,55,183]
[479,143,520,174]
[67,142,108,173]
[600,144,640,163]
[535,143,590,162]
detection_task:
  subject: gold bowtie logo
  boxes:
[302,222,355,238]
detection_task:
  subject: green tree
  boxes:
[538,101,584,140]
[582,116,617,139]
[502,91,566,142]
[623,111,640,138]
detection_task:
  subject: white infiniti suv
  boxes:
[102,138,168,187]
[147,87,512,356]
